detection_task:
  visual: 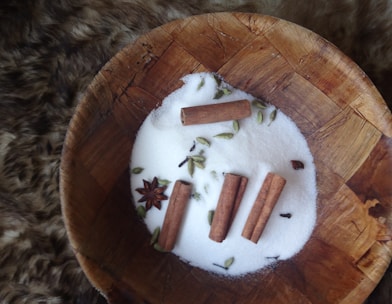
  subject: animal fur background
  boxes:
[0,0,391,303]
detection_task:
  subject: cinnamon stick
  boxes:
[242,172,286,243]
[209,173,248,242]
[181,99,251,125]
[158,180,192,251]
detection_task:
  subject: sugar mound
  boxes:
[130,72,317,276]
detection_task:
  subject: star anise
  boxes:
[136,177,168,210]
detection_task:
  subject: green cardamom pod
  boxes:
[224,257,235,269]
[210,170,218,180]
[150,227,160,245]
[268,108,277,126]
[214,132,234,139]
[136,205,146,218]
[196,137,210,147]
[190,155,206,162]
[208,210,215,226]
[193,160,205,169]
[153,243,167,252]
[213,74,222,86]
[257,110,263,124]
[188,158,194,177]
[214,89,225,99]
[158,179,171,186]
[131,167,144,174]
[252,99,267,109]
[233,120,240,132]
[197,78,205,90]
[192,192,201,201]
[222,88,231,95]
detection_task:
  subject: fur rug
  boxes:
[0,0,391,303]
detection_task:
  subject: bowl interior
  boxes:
[60,12,392,303]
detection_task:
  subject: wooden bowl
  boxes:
[60,13,392,303]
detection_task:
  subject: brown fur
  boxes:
[0,0,391,302]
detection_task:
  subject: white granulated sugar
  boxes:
[130,72,317,276]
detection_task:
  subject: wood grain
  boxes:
[60,13,392,303]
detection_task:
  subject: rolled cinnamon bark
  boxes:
[242,172,286,243]
[158,180,192,251]
[181,99,251,125]
[209,173,248,242]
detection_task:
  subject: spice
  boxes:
[192,191,201,201]
[233,120,240,132]
[193,161,205,169]
[210,170,218,180]
[181,99,251,126]
[178,157,189,168]
[266,256,280,260]
[242,172,286,243]
[203,184,209,194]
[197,78,205,90]
[224,257,235,269]
[190,155,205,162]
[158,178,171,186]
[135,177,168,211]
[213,73,222,86]
[186,152,206,176]
[257,110,263,124]
[252,99,267,109]
[150,227,160,245]
[208,210,215,225]
[209,173,248,242]
[213,132,234,139]
[213,256,235,270]
[196,137,210,147]
[187,158,194,177]
[136,205,146,218]
[189,141,196,152]
[153,243,167,252]
[131,167,144,174]
[214,88,231,99]
[214,89,224,99]
[130,72,318,276]
[291,160,305,170]
[158,180,192,251]
[268,108,277,126]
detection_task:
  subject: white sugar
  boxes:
[130,72,317,276]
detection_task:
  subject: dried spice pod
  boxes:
[233,120,240,132]
[150,227,160,245]
[196,137,210,147]
[190,155,206,162]
[224,256,235,269]
[197,78,205,90]
[208,210,215,226]
[252,99,267,109]
[136,205,146,218]
[291,160,305,170]
[158,179,171,186]
[257,110,263,124]
[214,132,234,139]
[268,108,277,126]
[178,157,189,168]
[194,161,205,169]
[131,167,144,174]
[187,158,195,177]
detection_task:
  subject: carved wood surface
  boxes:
[60,13,392,303]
